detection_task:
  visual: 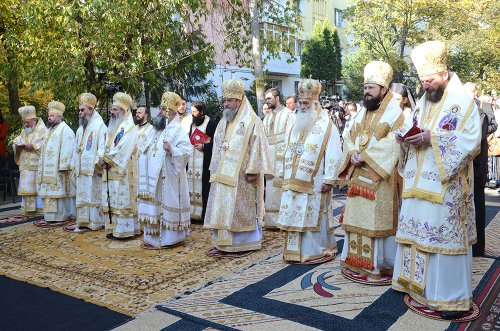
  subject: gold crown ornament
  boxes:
[18,105,37,121]
[411,40,447,78]
[47,101,66,116]
[222,79,245,100]
[160,91,182,112]
[298,79,321,100]
[79,92,97,109]
[112,92,133,112]
[363,61,393,88]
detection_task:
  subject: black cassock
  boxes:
[188,117,219,223]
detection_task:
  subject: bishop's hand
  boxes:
[405,128,431,147]
[350,152,364,166]
[163,140,172,154]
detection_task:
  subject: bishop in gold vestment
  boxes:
[100,92,139,239]
[262,87,294,229]
[13,106,46,215]
[338,61,404,281]
[38,101,76,223]
[204,79,274,255]
[277,79,342,263]
[392,41,481,317]
[72,93,107,231]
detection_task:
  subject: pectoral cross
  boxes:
[152,145,158,157]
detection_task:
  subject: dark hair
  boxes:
[391,83,409,98]
[265,87,281,101]
[347,102,357,111]
[137,106,151,119]
[192,101,207,114]
[286,96,296,103]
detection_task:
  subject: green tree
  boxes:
[343,0,499,98]
[300,19,342,92]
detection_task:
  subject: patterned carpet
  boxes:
[0,223,284,316]
[155,249,498,330]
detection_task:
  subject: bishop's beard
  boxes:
[79,114,91,128]
[24,127,34,134]
[425,84,446,103]
[107,112,123,134]
[293,107,318,135]
[153,114,166,131]
[363,94,383,111]
[223,108,237,122]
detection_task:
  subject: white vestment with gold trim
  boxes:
[262,106,294,228]
[392,73,481,311]
[38,122,76,222]
[13,119,46,215]
[204,97,274,252]
[102,112,139,238]
[277,109,342,262]
[338,91,404,279]
[72,111,107,230]
[138,116,192,247]
[179,113,192,134]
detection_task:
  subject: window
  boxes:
[262,23,300,55]
[267,80,282,91]
[335,9,343,28]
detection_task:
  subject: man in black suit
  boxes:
[464,82,497,257]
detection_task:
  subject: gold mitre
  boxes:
[112,92,133,112]
[222,79,245,100]
[411,40,447,78]
[79,92,97,109]
[364,61,393,88]
[298,79,321,100]
[160,91,182,112]
[47,101,66,116]
[18,105,37,120]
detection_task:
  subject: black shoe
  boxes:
[440,310,469,320]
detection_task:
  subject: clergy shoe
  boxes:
[440,310,469,320]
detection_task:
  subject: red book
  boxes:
[190,128,211,145]
[395,125,423,139]
[402,125,423,139]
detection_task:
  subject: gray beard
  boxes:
[79,114,91,128]
[46,121,59,128]
[107,116,120,134]
[293,107,317,135]
[153,115,166,131]
[24,127,34,134]
[223,107,237,122]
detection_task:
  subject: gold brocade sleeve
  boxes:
[245,119,274,177]
[103,126,138,177]
[323,122,342,185]
[337,122,357,180]
[359,114,404,180]
[58,126,76,171]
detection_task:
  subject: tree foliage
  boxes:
[1,0,302,139]
[343,0,499,99]
[300,19,342,88]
